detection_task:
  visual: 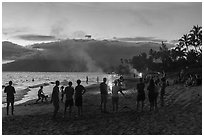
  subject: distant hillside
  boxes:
[2,41,35,60]
[3,39,173,72]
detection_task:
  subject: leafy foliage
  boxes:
[127,25,202,73]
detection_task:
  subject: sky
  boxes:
[2,2,202,46]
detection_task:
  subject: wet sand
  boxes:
[2,83,202,135]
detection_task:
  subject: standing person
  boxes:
[112,80,125,112]
[136,78,145,112]
[100,78,108,113]
[86,76,89,84]
[51,80,60,119]
[160,77,166,107]
[4,81,16,115]
[147,78,156,111]
[75,79,86,117]
[60,86,64,102]
[97,76,99,83]
[64,81,74,118]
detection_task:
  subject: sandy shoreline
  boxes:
[2,82,202,135]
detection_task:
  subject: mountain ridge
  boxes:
[2,39,175,72]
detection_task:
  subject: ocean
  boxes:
[2,72,119,107]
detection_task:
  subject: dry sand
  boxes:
[2,83,202,135]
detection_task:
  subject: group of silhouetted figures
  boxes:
[4,76,167,119]
[51,80,86,119]
[136,76,167,112]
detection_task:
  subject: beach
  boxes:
[2,81,202,135]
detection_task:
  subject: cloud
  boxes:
[71,31,87,39]
[50,18,70,39]
[115,36,167,43]
[16,34,56,41]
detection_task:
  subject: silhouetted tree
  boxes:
[179,34,190,51]
[189,25,202,52]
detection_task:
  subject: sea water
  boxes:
[2,72,118,107]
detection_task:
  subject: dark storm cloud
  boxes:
[16,34,56,41]
[115,37,167,43]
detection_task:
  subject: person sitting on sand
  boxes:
[100,78,108,113]
[64,81,74,118]
[60,86,64,103]
[51,80,60,119]
[36,86,48,103]
[112,80,125,112]
[75,79,86,117]
[136,78,145,112]
[4,81,16,115]
[147,78,157,111]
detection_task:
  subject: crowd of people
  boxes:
[4,75,168,119]
[136,76,167,112]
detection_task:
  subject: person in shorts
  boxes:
[75,79,86,117]
[4,81,16,115]
[64,81,74,117]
